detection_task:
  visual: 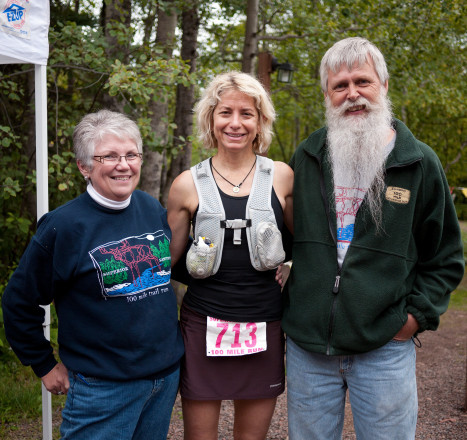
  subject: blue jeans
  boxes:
[60,367,180,440]
[287,337,417,440]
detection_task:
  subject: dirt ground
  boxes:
[167,308,467,440]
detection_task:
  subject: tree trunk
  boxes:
[101,0,132,112]
[241,0,259,75]
[140,3,178,200]
[160,0,199,207]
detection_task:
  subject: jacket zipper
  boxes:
[316,155,342,355]
[326,271,341,355]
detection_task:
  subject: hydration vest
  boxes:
[189,155,284,275]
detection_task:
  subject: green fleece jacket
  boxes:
[283,119,465,355]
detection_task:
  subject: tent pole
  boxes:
[35,64,49,219]
[35,64,52,440]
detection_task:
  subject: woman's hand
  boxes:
[41,362,70,395]
[275,262,292,288]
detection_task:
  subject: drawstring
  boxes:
[411,335,422,348]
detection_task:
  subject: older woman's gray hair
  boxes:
[195,71,276,154]
[320,37,389,93]
[73,109,143,169]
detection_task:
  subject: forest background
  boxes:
[0,0,466,434]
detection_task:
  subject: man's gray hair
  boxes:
[320,37,389,92]
[73,109,143,169]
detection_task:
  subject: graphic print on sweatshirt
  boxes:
[89,231,171,297]
[335,186,367,265]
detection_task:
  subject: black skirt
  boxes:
[179,302,285,400]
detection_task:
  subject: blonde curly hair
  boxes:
[195,71,276,154]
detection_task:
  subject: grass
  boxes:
[0,354,66,439]
[451,220,467,311]
[460,220,467,260]
[0,360,42,420]
[0,222,465,439]
[0,306,65,439]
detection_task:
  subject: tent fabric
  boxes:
[0,0,50,65]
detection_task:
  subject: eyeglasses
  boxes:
[93,153,143,164]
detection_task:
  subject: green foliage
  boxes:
[0,308,5,350]
[256,0,467,182]
[48,151,81,202]
[194,0,467,187]
[106,55,196,151]
[454,189,467,221]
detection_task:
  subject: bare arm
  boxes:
[273,162,294,287]
[273,161,294,234]
[167,170,198,267]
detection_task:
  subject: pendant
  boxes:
[233,186,240,193]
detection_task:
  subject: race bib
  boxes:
[206,316,267,357]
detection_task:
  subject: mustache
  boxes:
[330,96,381,117]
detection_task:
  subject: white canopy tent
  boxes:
[0,1,51,438]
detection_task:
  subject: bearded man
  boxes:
[282,37,464,440]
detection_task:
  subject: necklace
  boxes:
[211,157,257,193]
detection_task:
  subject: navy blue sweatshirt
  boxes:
[2,190,184,380]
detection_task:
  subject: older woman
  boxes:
[2,110,184,439]
[168,71,293,440]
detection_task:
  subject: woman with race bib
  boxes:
[168,71,293,440]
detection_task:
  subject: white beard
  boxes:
[325,90,394,231]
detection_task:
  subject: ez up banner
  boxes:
[0,0,49,64]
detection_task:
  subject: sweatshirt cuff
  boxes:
[406,305,428,333]
[31,356,58,378]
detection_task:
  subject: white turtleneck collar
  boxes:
[86,184,131,210]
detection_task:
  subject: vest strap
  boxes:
[221,219,252,245]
